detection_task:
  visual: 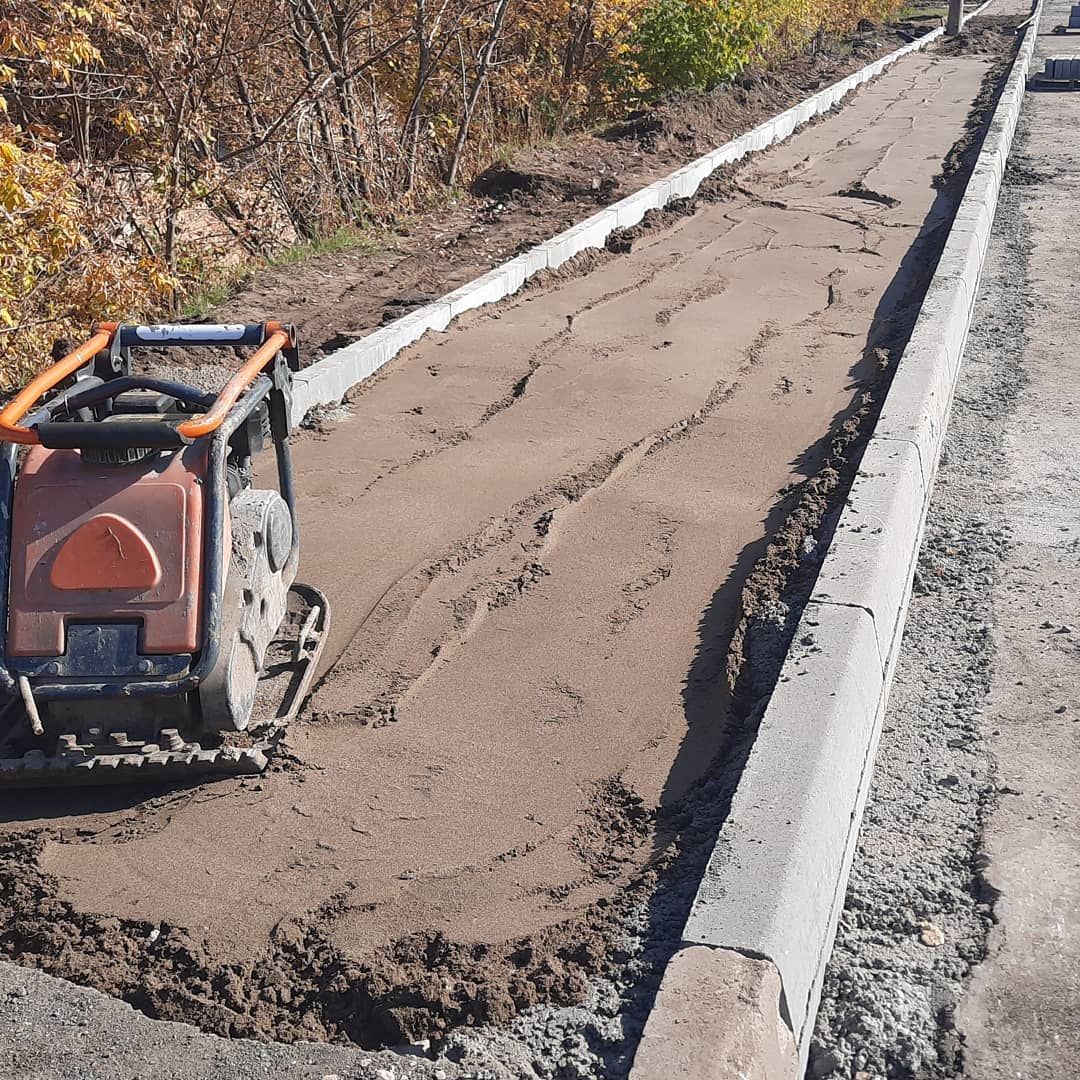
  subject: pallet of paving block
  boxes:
[1053,3,1080,30]
[1029,56,1080,86]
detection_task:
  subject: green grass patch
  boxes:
[178,225,387,321]
[269,226,384,267]
[893,3,948,20]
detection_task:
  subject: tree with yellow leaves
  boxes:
[0,0,904,385]
[0,0,174,385]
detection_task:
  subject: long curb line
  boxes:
[628,3,1044,1077]
[285,10,993,429]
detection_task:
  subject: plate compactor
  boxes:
[0,321,329,785]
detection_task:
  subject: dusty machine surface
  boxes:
[0,321,329,784]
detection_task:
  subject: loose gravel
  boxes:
[808,125,1035,1079]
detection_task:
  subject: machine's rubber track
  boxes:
[0,744,268,786]
[0,584,330,788]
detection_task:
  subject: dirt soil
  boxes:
[0,14,1020,1063]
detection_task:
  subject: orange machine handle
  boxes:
[0,321,291,445]
[176,324,290,440]
[0,323,119,445]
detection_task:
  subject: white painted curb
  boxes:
[287,15,988,428]
[672,2,1043,1072]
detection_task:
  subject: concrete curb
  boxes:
[286,15,990,428]
[630,948,797,1078]
[628,4,1043,1077]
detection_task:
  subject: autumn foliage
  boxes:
[1,0,899,384]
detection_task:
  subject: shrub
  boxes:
[629,0,901,96]
[629,0,771,93]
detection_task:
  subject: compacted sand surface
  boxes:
[0,27,1014,1051]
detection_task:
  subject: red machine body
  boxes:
[8,444,207,657]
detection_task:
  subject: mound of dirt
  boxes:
[936,12,1021,55]
[0,828,653,1047]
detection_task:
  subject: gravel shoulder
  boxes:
[810,3,1080,1077]
[955,11,1080,1074]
